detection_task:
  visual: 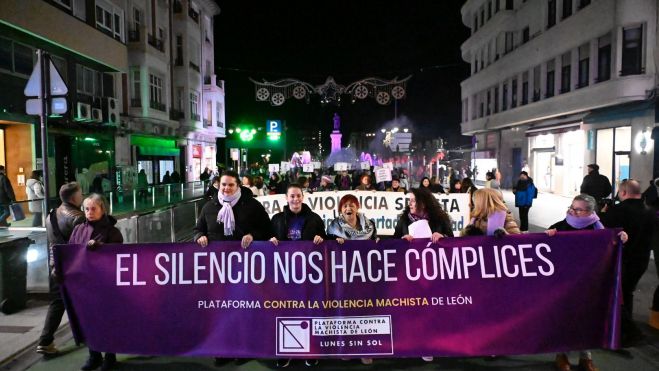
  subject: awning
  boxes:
[583,100,654,125]
[525,122,581,137]
[131,135,179,157]
[138,146,179,157]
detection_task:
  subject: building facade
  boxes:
[0,0,224,201]
[460,0,658,195]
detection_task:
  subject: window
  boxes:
[216,103,223,127]
[621,25,643,76]
[522,27,530,43]
[505,0,513,10]
[76,64,101,96]
[486,90,491,115]
[103,73,114,97]
[190,91,199,120]
[53,0,72,9]
[149,74,163,110]
[95,0,124,42]
[51,55,67,83]
[579,0,591,9]
[494,86,499,113]
[189,38,200,70]
[502,83,508,111]
[577,44,589,88]
[73,0,86,20]
[562,0,573,19]
[495,0,500,13]
[472,94,477,119]
[511,78,517,108]
[480,7,485,27]
[473,14,478,33]
[560,52,571,93]
[505,32,514,53]
[547,0,556,28]
[487,1,492,20]
[131,68,141,106]
[13,43,33,76]
[546,60,555,97]
[597,33,611,82]
[533,66,541,101]
[522,72,529,105]
[479,94,484,118]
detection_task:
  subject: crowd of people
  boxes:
[27,161,659,371]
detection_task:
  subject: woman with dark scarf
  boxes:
[512,171,537,232]
[545,193,627,371]
[68,194,123,371]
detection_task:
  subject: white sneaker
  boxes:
[422,356,434,362]
[36,343,58,355]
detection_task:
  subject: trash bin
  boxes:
[0,237,32,314]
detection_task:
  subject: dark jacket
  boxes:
[580,171,612,202]
[0,172,15,204]
[549,219,599,231]
[271,204,327,241]
[68,215,123,245]
[393,212,454,239]
[46,202,85,270]
[193,186,273,242]
[514,178,537,207]
[600,198,655,263]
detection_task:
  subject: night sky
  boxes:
[213,1,470,156]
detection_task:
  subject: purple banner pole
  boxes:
[55,229,622,358]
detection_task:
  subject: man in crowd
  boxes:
[0,165,16,227]
[600,179,655,347]
[36,182,85,356]
[580,164,612,208]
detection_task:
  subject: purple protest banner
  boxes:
[55,229,622,358]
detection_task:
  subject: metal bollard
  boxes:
[109,192,114,214]
[133,189,137,210]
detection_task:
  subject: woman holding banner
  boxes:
[270,183,326,368]
[462,188,520,236]
[545,193,627,371]
[194,170,272,248]
[327,194,378,365]
[394,188,453,243]
[68,194,123,371]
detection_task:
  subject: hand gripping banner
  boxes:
[55,229,622,358]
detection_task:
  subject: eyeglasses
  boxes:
[568,206,588,213]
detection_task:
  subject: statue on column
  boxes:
[333,113,341,131]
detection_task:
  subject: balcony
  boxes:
[150,101,166,112]
[131,98,142,108]
[204,75,211,84]
[189,62,200,72]
[189,7,200,23]
[148,34,164,53]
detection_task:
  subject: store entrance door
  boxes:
[613,151,630,196]
[533,150,555,192]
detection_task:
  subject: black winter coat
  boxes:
[271,204,327,241]
[580,171,612,201]
[600,198,655,263]
[193,186,273,242]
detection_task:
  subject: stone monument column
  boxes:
[330,112,342,154]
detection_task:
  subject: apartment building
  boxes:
[460,0,657,195]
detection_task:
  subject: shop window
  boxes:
[597,33,611,82]
[621,25,643,76]
[13,42,34,76]
[0,38,13,72]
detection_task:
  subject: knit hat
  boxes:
[321,175,332,183]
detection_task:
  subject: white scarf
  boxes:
[217,188,242,236]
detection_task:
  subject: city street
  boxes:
[2,190,658,371]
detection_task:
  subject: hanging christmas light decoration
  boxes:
[249,75,411,106]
